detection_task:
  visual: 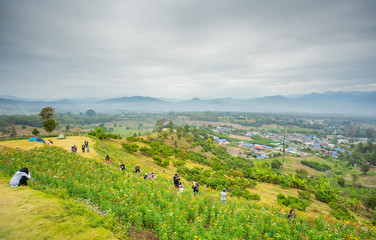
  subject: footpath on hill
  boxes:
[0,176,118,240]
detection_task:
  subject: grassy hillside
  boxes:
[0,138,375,239]
[0,176,119,240]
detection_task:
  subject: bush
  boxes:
[315,190,337,203]
[173,160,186,167]
[271,159,281,170]
[153,156,169,167]
[337,177,345,187]
[328,202,354,220]
[206,177,228,190]
[301,160,331,172]
[277,194,310,211]
[122,143,139,153]
[230,186,260,201]
[298,191,311,201]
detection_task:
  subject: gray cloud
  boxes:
[0,0,375,99]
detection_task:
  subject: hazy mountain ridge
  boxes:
[0,91,375,116]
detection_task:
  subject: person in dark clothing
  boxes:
[192,182,199,195]
[144,173,147,180]
[173,174,180,188]
[120,162,125,171]
[135,165,140,173]
[82,144,85,152]
[84,140,89,147]
[287,209,296,221]
[105,155,110,164]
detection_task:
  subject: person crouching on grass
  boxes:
[10,167,31,187]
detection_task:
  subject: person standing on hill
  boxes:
[10,167,31,187]
[105,155,110,164]
[135,165,140,173]
[87,145,90,153]
[119,162,125,171]
[173,174,180,189]
[192,182,199,195]
[74,145,78,153]
[82,144,85,153]
[144,173,148,180]
[220,188,227,202]
[84,140,88,147]
[178,182,184,194]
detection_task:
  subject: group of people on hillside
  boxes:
[71,140,90,153]
[144,172,156,180]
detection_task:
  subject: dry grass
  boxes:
[0,136,98,159]
[0,176,118,240]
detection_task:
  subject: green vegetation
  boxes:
[301,160,332,172]
[39,107,59,133]
[88,127,122,140]
[1,144,374,239]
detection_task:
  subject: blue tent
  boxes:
[28,136,46,143]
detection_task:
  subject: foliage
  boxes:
[39,107,59,134]
[298,191,311,201]
[122,143,139,153]
[315,189,337,203]
[152,156,169,167]
[301,160,331,172]
[271,159,282,170]
[0,141,375,239]
[337,177,345,187]
[328,202,354,221]
[32,128,40,136]
[85,109,96,116]
[88,127,122,140]
[277,194,310,211]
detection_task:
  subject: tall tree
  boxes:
[39,107,59,134]
[156,118,167,133]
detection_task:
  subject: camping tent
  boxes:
[57,134,66,139]
[28,136,46,143]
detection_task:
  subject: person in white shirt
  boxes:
[220,188,227,202]
[10,167,31,187]
[178,182,184,193]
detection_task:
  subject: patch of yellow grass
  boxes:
[0,176,117,240]
[0,136,98,159]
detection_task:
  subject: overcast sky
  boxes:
[0,0,375,100]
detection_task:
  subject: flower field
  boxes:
[0,142,375,239]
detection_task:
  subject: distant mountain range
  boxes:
[0,91,375,116]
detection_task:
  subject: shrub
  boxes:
[277,194,310,211]
[315,190,336,203]
[301,160,331,172]
[298,191,311,201]
[122,143,139,153]
[271,159,281,170]
[173,160,186,167]
[206,177,228,190]
[337,177,345,187]
[328,202,354,220]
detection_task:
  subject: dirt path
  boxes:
[0,176,117,240]
[0,136,98,159]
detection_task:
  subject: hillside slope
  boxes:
[0,176,118,240]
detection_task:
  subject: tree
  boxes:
[156,118,167,133]
[271,159,282,170]
[32,128,40,135]
[10,125,17,138]
[351,173,360,188]
[39,107,59,134]
[85,109,96,116]
[361,164,370,176]
[366,127,375,139]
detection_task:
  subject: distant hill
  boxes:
[0,91,375,116]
